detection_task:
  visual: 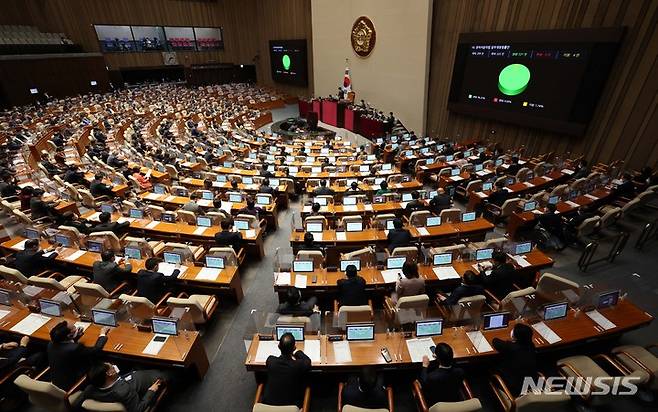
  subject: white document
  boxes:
[333,341,352,363]
[586,310,616,330]
[561,169,574,175]
[466,331,494,353]
[406,338,435,363]
[294,275,307,289]
[511,255,532,268]
[42,251,57,258]
[566,201,580,208]
[585,194,599,200]
[74,321,92,332]
[255,340,280,362]
[476,170,489,177]
[197,199,213,207]
[476,192,487,198]
[245,229,256,238]
[542,176,552,181]
[13,239,28,250]
[117,217,135,224]
[158,263,187,277]
[531,322,562,344]
[524,182,535,187]
[145,221,160,229]
[196,267,221,281]
[303,205,311,213]
[10,313,51,335]
[432,266,461,280]
[417,227,430,236]
[380,269,400,284]
[193,227,207,235]
[450,175,462,181]
[503,187,512,192]
[343,205,357,212]
[0,309,11,320]
[364,204,373,211]
[274,272,291,286]
[164,195,177,202]
[335,232,346,241]
[142,335,168,355]
[400,202,408,209]
[145,193,160,200]
[86,212,101,221]
[65,250,86,261]
[303,339,321,363]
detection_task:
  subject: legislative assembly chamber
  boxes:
[0,1,657,412]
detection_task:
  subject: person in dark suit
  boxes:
[487,182,509,207]
[405,190,426,212]
[90,174,115,198]
[345,181,362,194]
[313,180,334,196]
[420,343,465,405]
[387,218,412,250]
[92,250,132,292]
[277,287,318,316]
[12,239,59,277]
[506,156,522,177]
[263,333,311,407]
[63,165,87,186]
[259,178,276,195]
[214,220,243,252]
[572,159,590,179]
[429,188,452,213]
[73,362,167,412]
[299,232,324,254]
[47,321,109,390]
[341,366,388,409]
[29,189,57,220]
[479,251,516,298]
[136,258,178,304]
[337,265,368,306]
[40,154,62,176]
[238,197,263,219]
[1,336,45,374]
[440,271,485,306]
[308,202,323,217]
[90,212,130,234]
[614,173,637,200]
[492,324,538,396]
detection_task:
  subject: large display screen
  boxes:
[448,28,624,135]
[269,39,308,86]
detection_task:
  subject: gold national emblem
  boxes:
[351,16,376,57]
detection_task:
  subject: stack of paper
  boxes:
[406,338,435,362]
[196,267,221,281]
[87,212,101,221]
[531,322,561,344]
[274,272,291,286]
[159,263,187,277]
[220,201,233,213]
[417,227,430,236]
[450,176,462,181]
[524,182,535,187]
[0,309,11,320]
[303,339,321,363]
[245,229,256,238]
[586,310,616,330]
[145,193,161,200]
[143,335,168,355]
[364,204,374,211]
[335,232,346,241]
[10,313,51,335]
[561,169,574,175]
[145,221,160,229]
[197,199,213,207]
[333,341,352,363]
[380,269,400,284]
[65,250,86,261]
[193,227,207,235]
[294,275,307,289]
[164,195,177,202]
[585,194,599,200]
[255,340,280,362]
[343,205,358,212]
[432,266,461,280]
[511,255,532,268]
[117,217,135,224]
[466,331,493,353]
[566,201,580,208]
[12,239,28,250]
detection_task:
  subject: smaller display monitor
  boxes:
[124,246,142,260]
[101,204,114,213]
[462,212,476,222]
[228,193,243,203]
[426,216,441,227]
[523,201,537,212]
[205,256,225,269]
[0,288,10,306]
[433,253,453,266]
[87,240,104,253]
[346,323,375,341]
[92,309,118,327]
[482,182,493,191]
[543,302,569,321]
[256,195,270,205]
[482,312,510,331]
[234,220,250,231]
[346,221,363,232]
[275,325,304,341]
[343,197,357,206]
[38,299,61,317]
[314,197,328,206]
[598,290,620,309]
[475,248,494,261]
[152,317,178,335]
[243,176,254,185]
[386,256,406,270]
[129,208,144,219]
[293,260,314,273]
[548,195,560,205]
[163,252,182,265]
[24,228,39,240]
[514,242,532,255]
[306,222,323,233]
[162,213,176,223]
[416,319,443,337]
[340,259,361,272]
[201,191,214,201]
[196,216,212,227]
[54,234,72,247]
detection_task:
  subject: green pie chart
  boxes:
[498,64,530,96]
[282,54,291,70]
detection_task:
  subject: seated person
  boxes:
[614,172,637,200]
[208,197,231,220]
[48,321,109,390]
[0,336,45,374]
[487,181,508,207]
[90,211,130,234]
[213,220,243,252]
[405,190,426,212]
[341,366,388,410]
[492,324,538,396]
[313,180,334,196]
[478,250,516,298]
[345,181,362,194]
[375,181,391,196]
[387,218,412,250]
[420,343,465,405]
[92,250,132,292]
[63,165,87,186]
[74,362,167,412]
[40,154,62,176]
[29,189,57,220]
[56,211,93,235]
[439,270,484,306]
[506,156,521,176]
[259,178,275,195]
[572,159,590,179]
[429,188,451,212]
[132,167,152,190]
[536,203,567,244]
[337,264,367,306]
[308,202,322,216]
[181,193,201,213]
[90,174,115,198]
[11,239,59,277]
[263,333,311,407]
[136,258,178,304]
[277,287,318,316]
[0,173,19,198]
[238,197,263,219]
[299,232,324,254]
[392,261,425,303]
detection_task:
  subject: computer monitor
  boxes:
[38,299,62,317]
[306,222,323,233]
[243,176,253,185]
[514,242,532,255]
[405,150,414,157]
[223,162,233,168]
[216,174,227,182]
[100,204,114,214]
[289,166,299,173]
[416,319,443,337]
[205,256,225,269]
[340,259,361,272]
[234,220,249,231]
[276,325,305,341]
[54,234,71,247]
[598,290,620,308]
[151,317,178,335]
[256,195,270,206]
[402,193,413,202]
[543,302,569,321]
[426,216,441,227]
[374,177,386,185]
[124,246,142,260]
[381,163,392,171]
[175,188,188,197]
[129,208,144,219]
[163,252,182,265]
[450,168,459,177]
[201,191,214,201]
[91,309,118,327]
[314,197,328,206]
[228,193,242,203]
[548,195,560,205]
[445,155,454,162]
[426,158,435,165]
[346,221,363,232]
[386,256,406,269]
[384,220,395,230]
[196,216,212,227]
[475,163,484,172]
[359,165,370,173]
[346,323,375,341]
[526,172,534,180]
[343,197,357,206]
[495,158,503,166]
[0,288,10,306]
[428,190,438,199]
[506,177,515,186]
[523,201,537,212]
[475,248,494,261]
[270,178,280,187]
[87,240,103,253]
[293,260,314,273]
[24,228,39,240]
[482,182,493,191]
[162,213,176,223]
[433,253,453,266]
[462,212,476,222]
[482,312,510,330]
[153,185,166,195]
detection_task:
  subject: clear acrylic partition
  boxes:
[436,303,483,330]
[291,210,304,232]
[273,247,295,273]
[571,282,627,311]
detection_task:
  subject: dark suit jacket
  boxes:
[64,170,86,186]
[136,269,177,304]
[337,276,368,306]
[405,199,426,212]
[90,179,115,198]
[263,352,311,406]
[420,364,465,405]
[313,186,335,196]
[492,339,537,396]
[73,370,158,412]
[429,194,451,212]
[92,261,132,292]
[13,249,57,277]
[277,296,317,317]
[443,284,485,306]
[29,198,52,219]
[387,228,413,250]
[258,185,275,195]
[506,163,522,177]
[487,189,508,207]
[214,230,243,252]
[90,221,130,234]
[341,375,388,409]
[0,345,28,373]
[47,335,108,390]
[482,263,516,298]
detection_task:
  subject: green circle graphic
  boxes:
[498,64,530,96]
[282,54,291,70]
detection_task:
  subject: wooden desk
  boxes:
[306,181,424,198]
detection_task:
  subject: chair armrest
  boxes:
[368,300,374,319]
[461,379,475,400]
[645,343,658,355]
[34,366,50,381]
[386,385,394,412]
[337,382,344,412]
[36,269,53,278]
[47,271,65,280]
[146,380,168,412]
[333,299,339,314]
[0,364,36,386]
[483,288,501,307]
[108,282,131,298]
[259,219,267,228]
[557,360,590,401]
[236,248,246,265]
[155,292,173,309]
[253,383,264,406]
[383,296,395,312]
[65,375,87,405]
[301,386,311,412]
[489,373,514,412]
[593,353,632,375]
[412,380,429,412]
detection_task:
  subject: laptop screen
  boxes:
[256,195,270,205]
[235,220,250,231]
[87,240,103,253]
[124,246,142,260]
[598,290,620,308]
[346,222,363,232]
[205,256,225,269]
[196,216,212,227]
[340,259,361,272]
[92,309,117,327]
[543,302,569,321]
[514,242,532,255]
[55,234,71,247]
[426,216,441,227]
[462,212,476,222]
[416,319,443,337]
[201,191,214,201]
[24,228,39,239]
[343,197,357,206]
[433,253,453,266]
[152,317,178,335]
[482,312,510,330]
[476,248,494,261]
[306,222,323,233]
[39,299,61,317]
[129,208,144,219]
[276,325,304,341]
[346,323,375,341]
[387,256,406,269]
[163,252,182,265]
[293,260,314,273]
[523,201,537,212]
